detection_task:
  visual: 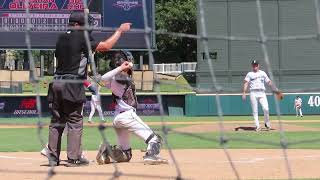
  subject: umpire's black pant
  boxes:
[48,81,84,161]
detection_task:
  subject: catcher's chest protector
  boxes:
[113,75,138,108]
[122,83,137,108]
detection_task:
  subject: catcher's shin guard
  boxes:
[143,142,168,165]
[143,134,168,165]
[146,142,161,157]
[145,133,163,156]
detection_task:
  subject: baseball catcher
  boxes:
[96,51,168,165]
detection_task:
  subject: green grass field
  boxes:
[0,115,320,152]
[0,115,318,125]
[22,75,193,94]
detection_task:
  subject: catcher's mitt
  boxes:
[274,90,284,100]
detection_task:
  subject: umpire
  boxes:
[47,10,131,167]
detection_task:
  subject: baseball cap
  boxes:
[69,11,94,26]
[251,60,259,65]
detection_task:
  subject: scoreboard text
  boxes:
[0,0,100,32]
[0,0,155,50]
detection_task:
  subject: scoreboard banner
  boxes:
[0,0,154,50]
[0,0,94,10]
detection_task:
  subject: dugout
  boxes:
[197,0,320,93]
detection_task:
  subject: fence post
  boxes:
[181,62,184,73]
[162,63,165,74]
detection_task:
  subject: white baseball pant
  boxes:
[89,100,104,121]
[113,109,158,151]
[250,91,270,128]
[296,107,303,116]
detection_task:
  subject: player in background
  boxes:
[294,96,303,117]
[95,51,167,165]
[242,60,280,131]
[88,82,105,123]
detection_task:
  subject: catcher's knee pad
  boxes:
[96,143,111,165]
[110,146,132,163]
[145,133,163,144]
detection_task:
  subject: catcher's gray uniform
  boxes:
[96,51,167,165]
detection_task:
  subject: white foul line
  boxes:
[0,155,43,161]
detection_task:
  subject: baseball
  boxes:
[128,62,133,67]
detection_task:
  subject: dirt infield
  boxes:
[1,149,320,180]
[175,123,319,133]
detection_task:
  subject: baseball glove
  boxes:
[274,90,284,100]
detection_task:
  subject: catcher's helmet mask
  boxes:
[109,51,134,70]
[109,51,134,84]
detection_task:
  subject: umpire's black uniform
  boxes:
[47,11,97,166]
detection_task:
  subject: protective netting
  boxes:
[2,0,320,179]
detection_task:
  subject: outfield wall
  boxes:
[185,94,320,116]
[0,93,319,117]
[0,95,185,117]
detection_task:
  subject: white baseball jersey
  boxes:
[110,80,135,113]
[244,70,271,91]
[101,67,135,114]
[295,98,302,107]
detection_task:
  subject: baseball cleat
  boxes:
[255,127,262,132]
[48,159,59,167]
[143,155,168,165]
[40,144,49,158]
[264,123,271,131]
[66,157,90,167]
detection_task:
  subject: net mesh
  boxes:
[1,0,320,179]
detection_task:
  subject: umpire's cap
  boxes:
[69,11,94,26]
[251,60,259,65]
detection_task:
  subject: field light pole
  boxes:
[40,51,44,77]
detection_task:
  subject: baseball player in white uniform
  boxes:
[294,96,303,117]
[88,83,105,123]
[95,51,167,165]
[242,60,279,131]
